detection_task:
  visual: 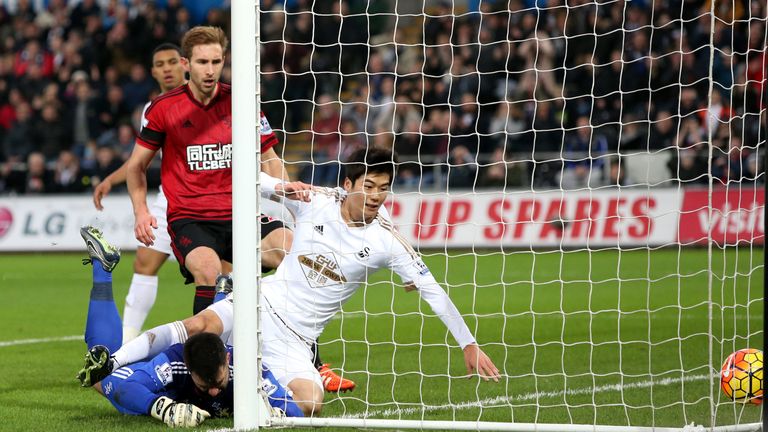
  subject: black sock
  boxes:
[193,285,215,315]
[312,340,323,370]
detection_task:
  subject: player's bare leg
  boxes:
[186,247,223,285]
[261,227,291,270]
[185,246,223,314]
[108,310,223,373]
[221,260,232,274]
[134,247,169,275]
[287,379,323,416]
[122,246,169,342]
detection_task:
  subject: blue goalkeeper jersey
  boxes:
[101,343,302,418]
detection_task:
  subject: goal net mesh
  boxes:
[258,0,766,428]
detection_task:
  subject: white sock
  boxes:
[113,321,188,368]
[122,274,158,343]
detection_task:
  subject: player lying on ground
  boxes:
[77,226,302,427]
[78,146,500,416]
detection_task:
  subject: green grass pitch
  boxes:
[0,247,762,431]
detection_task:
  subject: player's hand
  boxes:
[134,210,158,246]
[150,396,211,428]
[463,344,500,382]
[93,180,112,210]
[276,181,313,202]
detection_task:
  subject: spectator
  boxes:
[668,148,708,184]
[479,146,524,188]
[6,151,55,194]
[452,93,480,154]
[743,151,762,183]
[648,110,678,150]
[35,104,71,161]
[92,145,123,189]
[713,136,755,185]
[2,102,36,163]
[69,0,101,31]
[446,145,477,189]
[487,101,527,150]
[121,64,153,110]
[338,118,365,162]
[69,77,100,158]
[96,84,131,134]
[301,94,341,186]
[699,90,734,137]
[558,116,608,190]
[394,119,430,187]
[602,157,633,187]
[114,123,136,161]
[52,149,89,193]
[13,39,54,78]
[0,88,24,133]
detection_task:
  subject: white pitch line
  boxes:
[0,335,81,347]
[340,373,713,419]
[335,312,763,321]
[205,374,715,431]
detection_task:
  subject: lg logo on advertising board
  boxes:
[0,207,12,238]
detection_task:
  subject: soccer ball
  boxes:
[720,348,763,404]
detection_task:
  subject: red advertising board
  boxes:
[678,187,764,245]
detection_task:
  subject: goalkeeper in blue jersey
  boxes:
[77,226,303,427]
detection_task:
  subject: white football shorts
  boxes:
[136,186,174,257]
[207,293,322,389]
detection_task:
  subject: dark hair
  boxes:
[183,332,227,385]
[344,146,398,186]
[152,43,182,57]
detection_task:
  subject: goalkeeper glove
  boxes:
[150,396,211,428]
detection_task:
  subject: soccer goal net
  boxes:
[242,0,765,430]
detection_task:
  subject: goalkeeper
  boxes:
[77,146,499,416]
[77,226,302,427]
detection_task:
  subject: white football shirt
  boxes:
[259,173,476,349]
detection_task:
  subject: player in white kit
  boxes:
[84,146,499,416]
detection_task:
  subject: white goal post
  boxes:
[232,0,766,431]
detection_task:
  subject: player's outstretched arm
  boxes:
[126,145,158,246]
[93,163,128,210]
[388,234,501,382]
[463,343,500,382]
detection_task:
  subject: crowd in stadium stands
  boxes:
[0,0,764,195]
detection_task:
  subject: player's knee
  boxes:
[282,228,293,250]
[262,228,291,269]
[263,228,291,254]
[186,247,223,284]
[297,396,323,417]
[182,311,222,337]
[290,381,324,416]
[133,248,166,275]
